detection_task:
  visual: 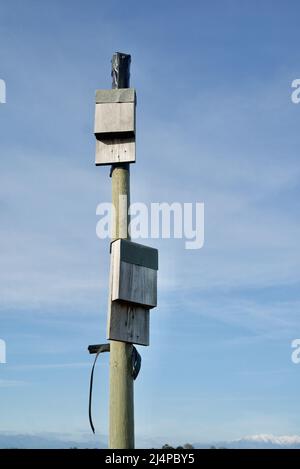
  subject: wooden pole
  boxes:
[109,52,135,449]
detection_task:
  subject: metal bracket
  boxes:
[88,343,110,354]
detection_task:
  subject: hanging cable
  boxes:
[87,343,141,433]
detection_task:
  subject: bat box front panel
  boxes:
[108,301,150,346]
[110,239,158,309]
[95,137,135,165]
[94,102,135,137]
[113,261,157,308]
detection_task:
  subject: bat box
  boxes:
[94,88,136,165]
[107,239,158,346]
[110,239,158,309]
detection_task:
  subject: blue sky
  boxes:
[1,0,300,447]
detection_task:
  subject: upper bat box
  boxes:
[94,88,136,165]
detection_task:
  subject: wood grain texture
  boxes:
[95,88,135,104]
[110,239,157,308]
[94,102,135,135]
[109,163,135,448]
[112,261,157,308]
[108,301,150,346]
[95,137,135,165]
[107,236,151,345]
[109,339,134,448]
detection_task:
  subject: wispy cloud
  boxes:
[9,362,90,371]
[0,379,28,388]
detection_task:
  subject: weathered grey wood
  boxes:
[108,302,150,346]
[107,241,150,344]
[94,94,136,165]
[95,137,135,165]
[94,102,135,136]
[120,262,157,308]
[110,239,158,308]
[112,261,157,308]
[95,88,135,104]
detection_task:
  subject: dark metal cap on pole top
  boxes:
[111,52,131,89]
[110,52,132,175]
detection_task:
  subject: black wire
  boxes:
[89,349,102,434]
[88,343,141,433]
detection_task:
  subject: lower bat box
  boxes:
[110,239,158,308]
[107,239,158,346]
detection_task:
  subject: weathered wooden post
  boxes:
[109,52,134,449]
[93,52,158,449]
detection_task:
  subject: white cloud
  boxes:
[0,379,28,388]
